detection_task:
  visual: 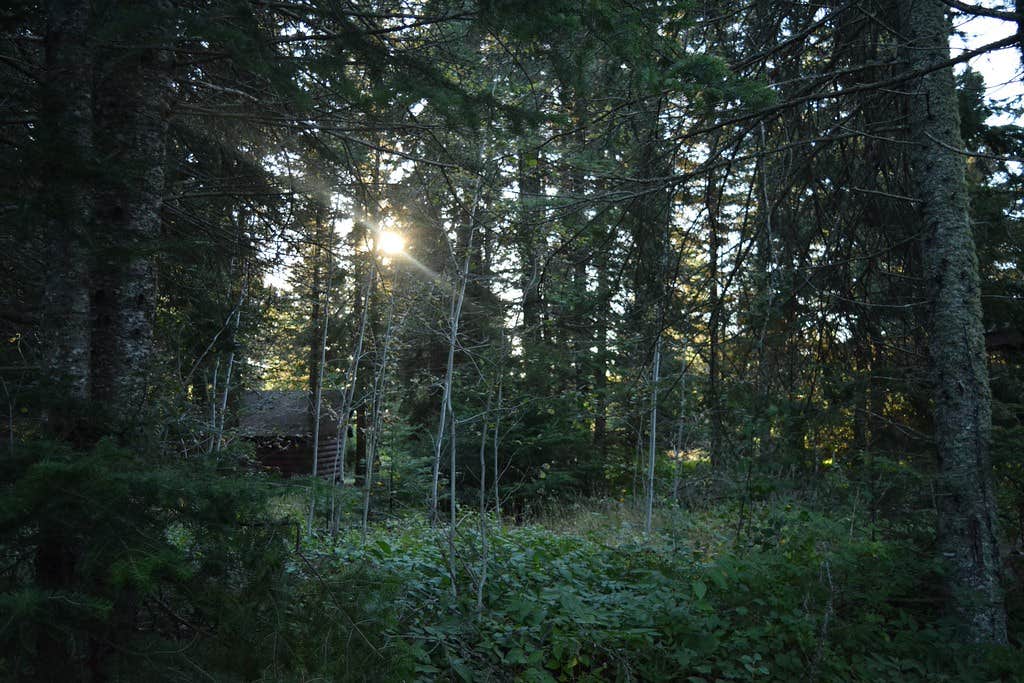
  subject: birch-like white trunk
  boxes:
[429,271,463,524]
[306,252,334,534]
[476,391,492,611]
[429,192,480,524]
[361,281,398,541]
[328,256,377,536]
[207,358,219,454]
[671,352,687,503]
[215,282,246,451]
[492,380,503,526]
[644,337,661,535]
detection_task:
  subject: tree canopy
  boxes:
[1,0,1023,679]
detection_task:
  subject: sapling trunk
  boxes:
[671,351,687,503]
[362,279,398,541]
[477,391,491,612]
[215,349,234,450]
[632,416,644,504]
[207,357,219,454]
[429,134,489,599]
[429,176,482,525]
[492,379,503,526]
[430,240,473,524]
[447,406,458,597]
[216,282,246,451]
[329,255,377,536]
[306,249,334,534]
[429,277,459,525]
[644,336,661,535]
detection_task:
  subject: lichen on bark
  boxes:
[902,0,1007,644]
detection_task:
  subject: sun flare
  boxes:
[377,230,406,254]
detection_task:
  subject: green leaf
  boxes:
[451,658,474,682]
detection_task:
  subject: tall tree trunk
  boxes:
[91,0,173,427]
[517,146,543,360]
[492,376,503,525]
[706,171,723,469]
[361,277,397,541]
[592,267,609,457]
[566,88,590,395]
[352,240,372,491]
[41,0,93,413]
[429,255,467,525]
[430,144,486,525]
[903,0,1006,644]
[309,236,332,490]
[644,337,661,535]
[328,257,375,536]
[671,351,688,503]
[308,206,325,415]
[35,0,89,608]
[476,389,492,611]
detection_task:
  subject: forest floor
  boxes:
[279,494,1024,682]
[5,442,1022,680]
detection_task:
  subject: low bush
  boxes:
[314,501,1023,682]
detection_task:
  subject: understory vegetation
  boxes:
[3,0,1024,679]
[2,442,1022,680]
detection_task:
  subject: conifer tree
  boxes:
[902,0,1007,643]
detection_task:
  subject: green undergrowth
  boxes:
[1,441,1020,681]
[300,503,1023,682]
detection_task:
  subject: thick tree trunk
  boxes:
[41,0,93,408]
[903,0,1007,643]
[91,1,173,425]
[37,6,95,670]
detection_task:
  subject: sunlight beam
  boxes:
[377,230,406,255]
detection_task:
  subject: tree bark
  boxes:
[903,0,1007,643]
[517,146,543,359]
[592,266,609,456]
[37,6,95,669]
[41,0,94,409]
[430,225,472,525]
[672,352,688,503]
[308,206,326,417]
[644,337,661,535]
[706,170,723,469]
[328,257,375,536]
[362,277,397,541]
[91,0,173,426]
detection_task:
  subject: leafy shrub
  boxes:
[315,502,1023,682]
